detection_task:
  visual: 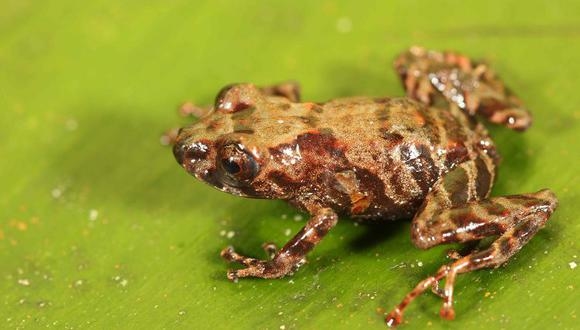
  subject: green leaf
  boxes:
[1,1,578,329]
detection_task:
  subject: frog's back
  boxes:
[300,97,494,220]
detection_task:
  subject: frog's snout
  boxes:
[172,136,211,171]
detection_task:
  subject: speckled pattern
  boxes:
[172,47,558,327]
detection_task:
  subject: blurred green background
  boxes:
[1,1,579,329]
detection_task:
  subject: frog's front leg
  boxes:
[221,208,337,281]
[385,159,558,327]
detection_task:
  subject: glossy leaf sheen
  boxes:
[1,1,579,329]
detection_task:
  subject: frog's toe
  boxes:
[261,242,278,259]
[226,269,239,282]
[225,266,274,281]
[439,305,456,320]
[430,279,446,298]
[220,246,260,267]
[385,308,403,328]
[220,246,237,262]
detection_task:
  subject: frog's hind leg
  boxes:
[385,159,558,327]
[393,46,532,131]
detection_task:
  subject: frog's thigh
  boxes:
[259,81,301,102]
[411,158,557,252]
[411,158,493,248]
[222,208,337,280]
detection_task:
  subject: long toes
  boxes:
[446,249,462,260]
[431,281,446,298]
[261,242,278,259]
[226,269,239,282]
[385,308,403,327]
[440,305,456,320]
[220,246,237,262]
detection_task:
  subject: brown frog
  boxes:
[172,47,558,327]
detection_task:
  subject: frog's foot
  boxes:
[220,208,337,281]
[220,246,307,281]
[221,243,293,269]
[220,246,292,281]
[385,259,468,327]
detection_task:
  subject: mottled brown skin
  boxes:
[172,47,558,327]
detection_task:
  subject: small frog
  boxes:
[172,47,558,327]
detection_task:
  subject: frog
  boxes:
[171,46,558,327]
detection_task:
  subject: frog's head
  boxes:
[173,84,282,198]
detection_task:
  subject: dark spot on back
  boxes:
[295,131,346,161]
[400,144,439,196]
[376,106,390,121]
[380,131,404,146]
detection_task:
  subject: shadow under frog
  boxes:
[170,47,559,327]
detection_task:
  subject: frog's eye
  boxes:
[218,143,259,183]
[215,84,262,113]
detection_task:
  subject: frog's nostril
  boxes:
[174,140,211,167]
